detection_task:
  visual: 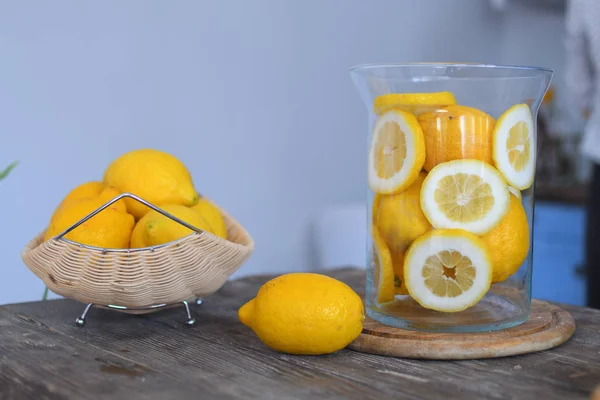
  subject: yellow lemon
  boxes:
[482,195,530,283]
[375,172,432,254]
[404,229,493,312]
[238,273,364,355]
[371,227,395,304]
[44,196,135,249]
[103,149,199,219]
[391,251,409,295]
[130,204,212,248]
[420,159,510,235]
[492,104,535,190]
[373,92,457,116]
[53,182,126,217]
[191,198,227,239]
[368,109,426,194]
[59,181,105,207]
[418,105,495,171]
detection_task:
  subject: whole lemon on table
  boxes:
[103,149,199,219]
[482,195,530,283]
[130,204,212,248]
[375,172,431,255]
[418,105,495,171]
[191,198,227,239]
[44,196,135,249]
[238,273,364,355]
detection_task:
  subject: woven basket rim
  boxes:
[21,201,254,309]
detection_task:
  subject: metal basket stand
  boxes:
[53,193,209,328]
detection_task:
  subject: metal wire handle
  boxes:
[55,192,206,240]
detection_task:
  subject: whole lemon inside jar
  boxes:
[418,105,495,171]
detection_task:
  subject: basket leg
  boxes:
[75,303,93,327]
[182,300,196,327]
[195,298,203,306]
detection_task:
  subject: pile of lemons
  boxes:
[44,149,227,249]
[370,93,532,312]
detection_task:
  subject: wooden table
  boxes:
[1,268,599,400]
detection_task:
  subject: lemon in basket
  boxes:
[44,195,135,249]
[238,273,364,355]
[404,229,493,312]
[130,204,212,248]
[191,198,227,239]
[104,149,199,219]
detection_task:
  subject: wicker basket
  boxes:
[22,193,254,312]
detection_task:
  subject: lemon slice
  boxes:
[508,186,522,200]
[372,227,395,304]
[368,109,426,194]
[373,92,456,115]
[493,104,535,190]
[421,159,510,235]
[404,229,492,312]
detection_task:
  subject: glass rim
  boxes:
[349,62,554,75]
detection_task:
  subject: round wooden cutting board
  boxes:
[348,299,575,360]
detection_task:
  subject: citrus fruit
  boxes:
[191,198,227,239]
[59,181,105,207]
[421,159,510,235]
[44,196,135,249]
[508,186,522,200]
[368,109,426,194]
[404,229,493,312]
[373,92,457,115]
[238,273,364,355]
[371,227,395,304]
[53,182,126,217]
[482,195,530,283]
[375,172,431,254]
[492,104,535,190]
[418,105,496,171]
[103,149,199,219]
[130,204,212,248]
[391,250,409,295]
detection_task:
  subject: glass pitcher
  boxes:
[351,63,552,332]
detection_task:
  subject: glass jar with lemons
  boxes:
[351,63,552,332]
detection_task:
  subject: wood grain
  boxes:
[0,268,599,400]
[349,300,575,360]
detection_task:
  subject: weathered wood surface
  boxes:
[0,268,599,400]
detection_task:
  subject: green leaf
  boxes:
[0,161,18,181]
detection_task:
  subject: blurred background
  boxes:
[0,0,588,305]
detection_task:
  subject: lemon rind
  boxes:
[404,229,493,313]
[492,104,535,190]
[420,159,510,235]
[368,109,425,194]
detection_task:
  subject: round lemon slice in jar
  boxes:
[492,104,535,190]
[404,229,493,312]
[371,227,396,304]
[373,92,457,116]
[368,109,426,194]
[421,159,510,235]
